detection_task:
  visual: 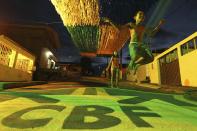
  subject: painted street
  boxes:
[0,82,196,131]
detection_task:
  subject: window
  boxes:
[159,57,166,64]
[194,37,197,49]
[0,42,16,67]
[181,43,188,55]
[181,39,196,56]
[15,53,33,73]
[170,50,178,61]
[188,40,195,52]
[166,54,171,63]
[159,49,178,65]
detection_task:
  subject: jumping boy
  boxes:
[101,11,164,75]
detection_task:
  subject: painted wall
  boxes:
[0,35,35,81]
[148,32,197,87]
[0,64,32,81]
[147,60,160,84]
[179,50,197,87]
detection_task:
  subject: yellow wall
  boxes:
[179,50,197,87]
[147,32,197,87]
[147,59,160,84]
[0,64,32,81]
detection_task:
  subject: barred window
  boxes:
[0,42,16,67]
[15,54,33,73]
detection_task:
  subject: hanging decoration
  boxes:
[51,0,99,26]
[51,0,160,57]
[51,0,100,56]
[97,24,130,55]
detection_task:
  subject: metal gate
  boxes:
[159,50,181,86]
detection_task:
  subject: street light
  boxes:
[45,51,53,58]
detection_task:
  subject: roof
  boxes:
[0,23,60,49]
[0,35,35,60]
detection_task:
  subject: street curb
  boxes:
[184,90,197,101]
[1,81,48,90]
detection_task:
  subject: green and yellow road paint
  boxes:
[0,85,196,131]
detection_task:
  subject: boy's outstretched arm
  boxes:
[146,19,165,36]
[100,17,120,31]
[124,22,135,29]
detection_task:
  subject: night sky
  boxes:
[0,0,196,63]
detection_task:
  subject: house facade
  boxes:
[0,35,35,81]
[0,23,61,80]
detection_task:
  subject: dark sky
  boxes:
[0,0,196,63]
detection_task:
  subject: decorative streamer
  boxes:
[51,0,100,26]
[51,0,160,56]
[97,24,129,55]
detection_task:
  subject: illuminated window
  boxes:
[27,60,34,73]
[0,42,16,67]
[15,54,33,73]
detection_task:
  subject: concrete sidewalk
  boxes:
[81,76,196,94]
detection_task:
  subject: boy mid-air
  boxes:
[101,11,164,75]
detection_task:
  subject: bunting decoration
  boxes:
[97,24,130,55]
[51,0,159,56]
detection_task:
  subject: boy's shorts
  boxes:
[129,42,154,64]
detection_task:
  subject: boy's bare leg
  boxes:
[110,69,114,88]
[133,63,140,75]
[115,69,119,88]
[135,57,144,64]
